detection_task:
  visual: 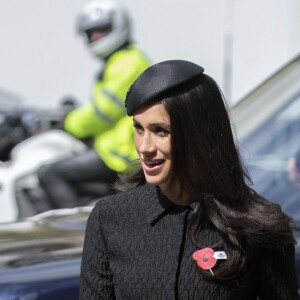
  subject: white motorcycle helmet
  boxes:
[77,0,131,59]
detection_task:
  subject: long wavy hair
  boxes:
[118,74,295,279]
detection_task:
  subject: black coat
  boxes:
[79,183,299,299]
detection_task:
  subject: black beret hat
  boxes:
[125,60,204,116]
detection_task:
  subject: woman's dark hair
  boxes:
[118,74,295,279]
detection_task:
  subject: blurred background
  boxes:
[0,0,300,108]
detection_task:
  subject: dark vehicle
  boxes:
[0,207,91,299]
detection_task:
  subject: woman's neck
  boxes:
[159,183,191,206]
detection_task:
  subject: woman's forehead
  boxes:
[133,103,170,123]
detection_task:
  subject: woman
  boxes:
[79,60,299,299]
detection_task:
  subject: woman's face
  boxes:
[133,103,172,193]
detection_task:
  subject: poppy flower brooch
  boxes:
[192,247,227,276]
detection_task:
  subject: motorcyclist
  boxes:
[37,0,150,208]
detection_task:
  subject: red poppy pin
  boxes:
[192,247,227,276]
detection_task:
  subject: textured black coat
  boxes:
[79,183,299,299]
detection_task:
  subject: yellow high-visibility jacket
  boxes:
[64,44,150,172]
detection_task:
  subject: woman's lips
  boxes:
[142,160,164,174]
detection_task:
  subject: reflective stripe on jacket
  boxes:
[94,116,138,173]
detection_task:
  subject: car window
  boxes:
[239,93,300,222]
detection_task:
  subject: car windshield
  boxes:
[231,55,300,224]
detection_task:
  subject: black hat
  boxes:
[125,60,204,116]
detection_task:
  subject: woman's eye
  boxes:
[133,123,143,133]
[155,126,170,136]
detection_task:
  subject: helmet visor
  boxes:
[85,25,112,43]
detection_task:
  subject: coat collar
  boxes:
[142,183,197,225]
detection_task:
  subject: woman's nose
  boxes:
[138,134,156,154]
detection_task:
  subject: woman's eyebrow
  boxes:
[148,122,171,131]
[133,117,169,126]
[154,123,170,129]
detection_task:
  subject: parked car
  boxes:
[0,207,91,299]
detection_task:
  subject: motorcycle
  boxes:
[0,129,113,223]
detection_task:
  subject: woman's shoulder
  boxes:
[86,184,153,230]
[92,184,150,213]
